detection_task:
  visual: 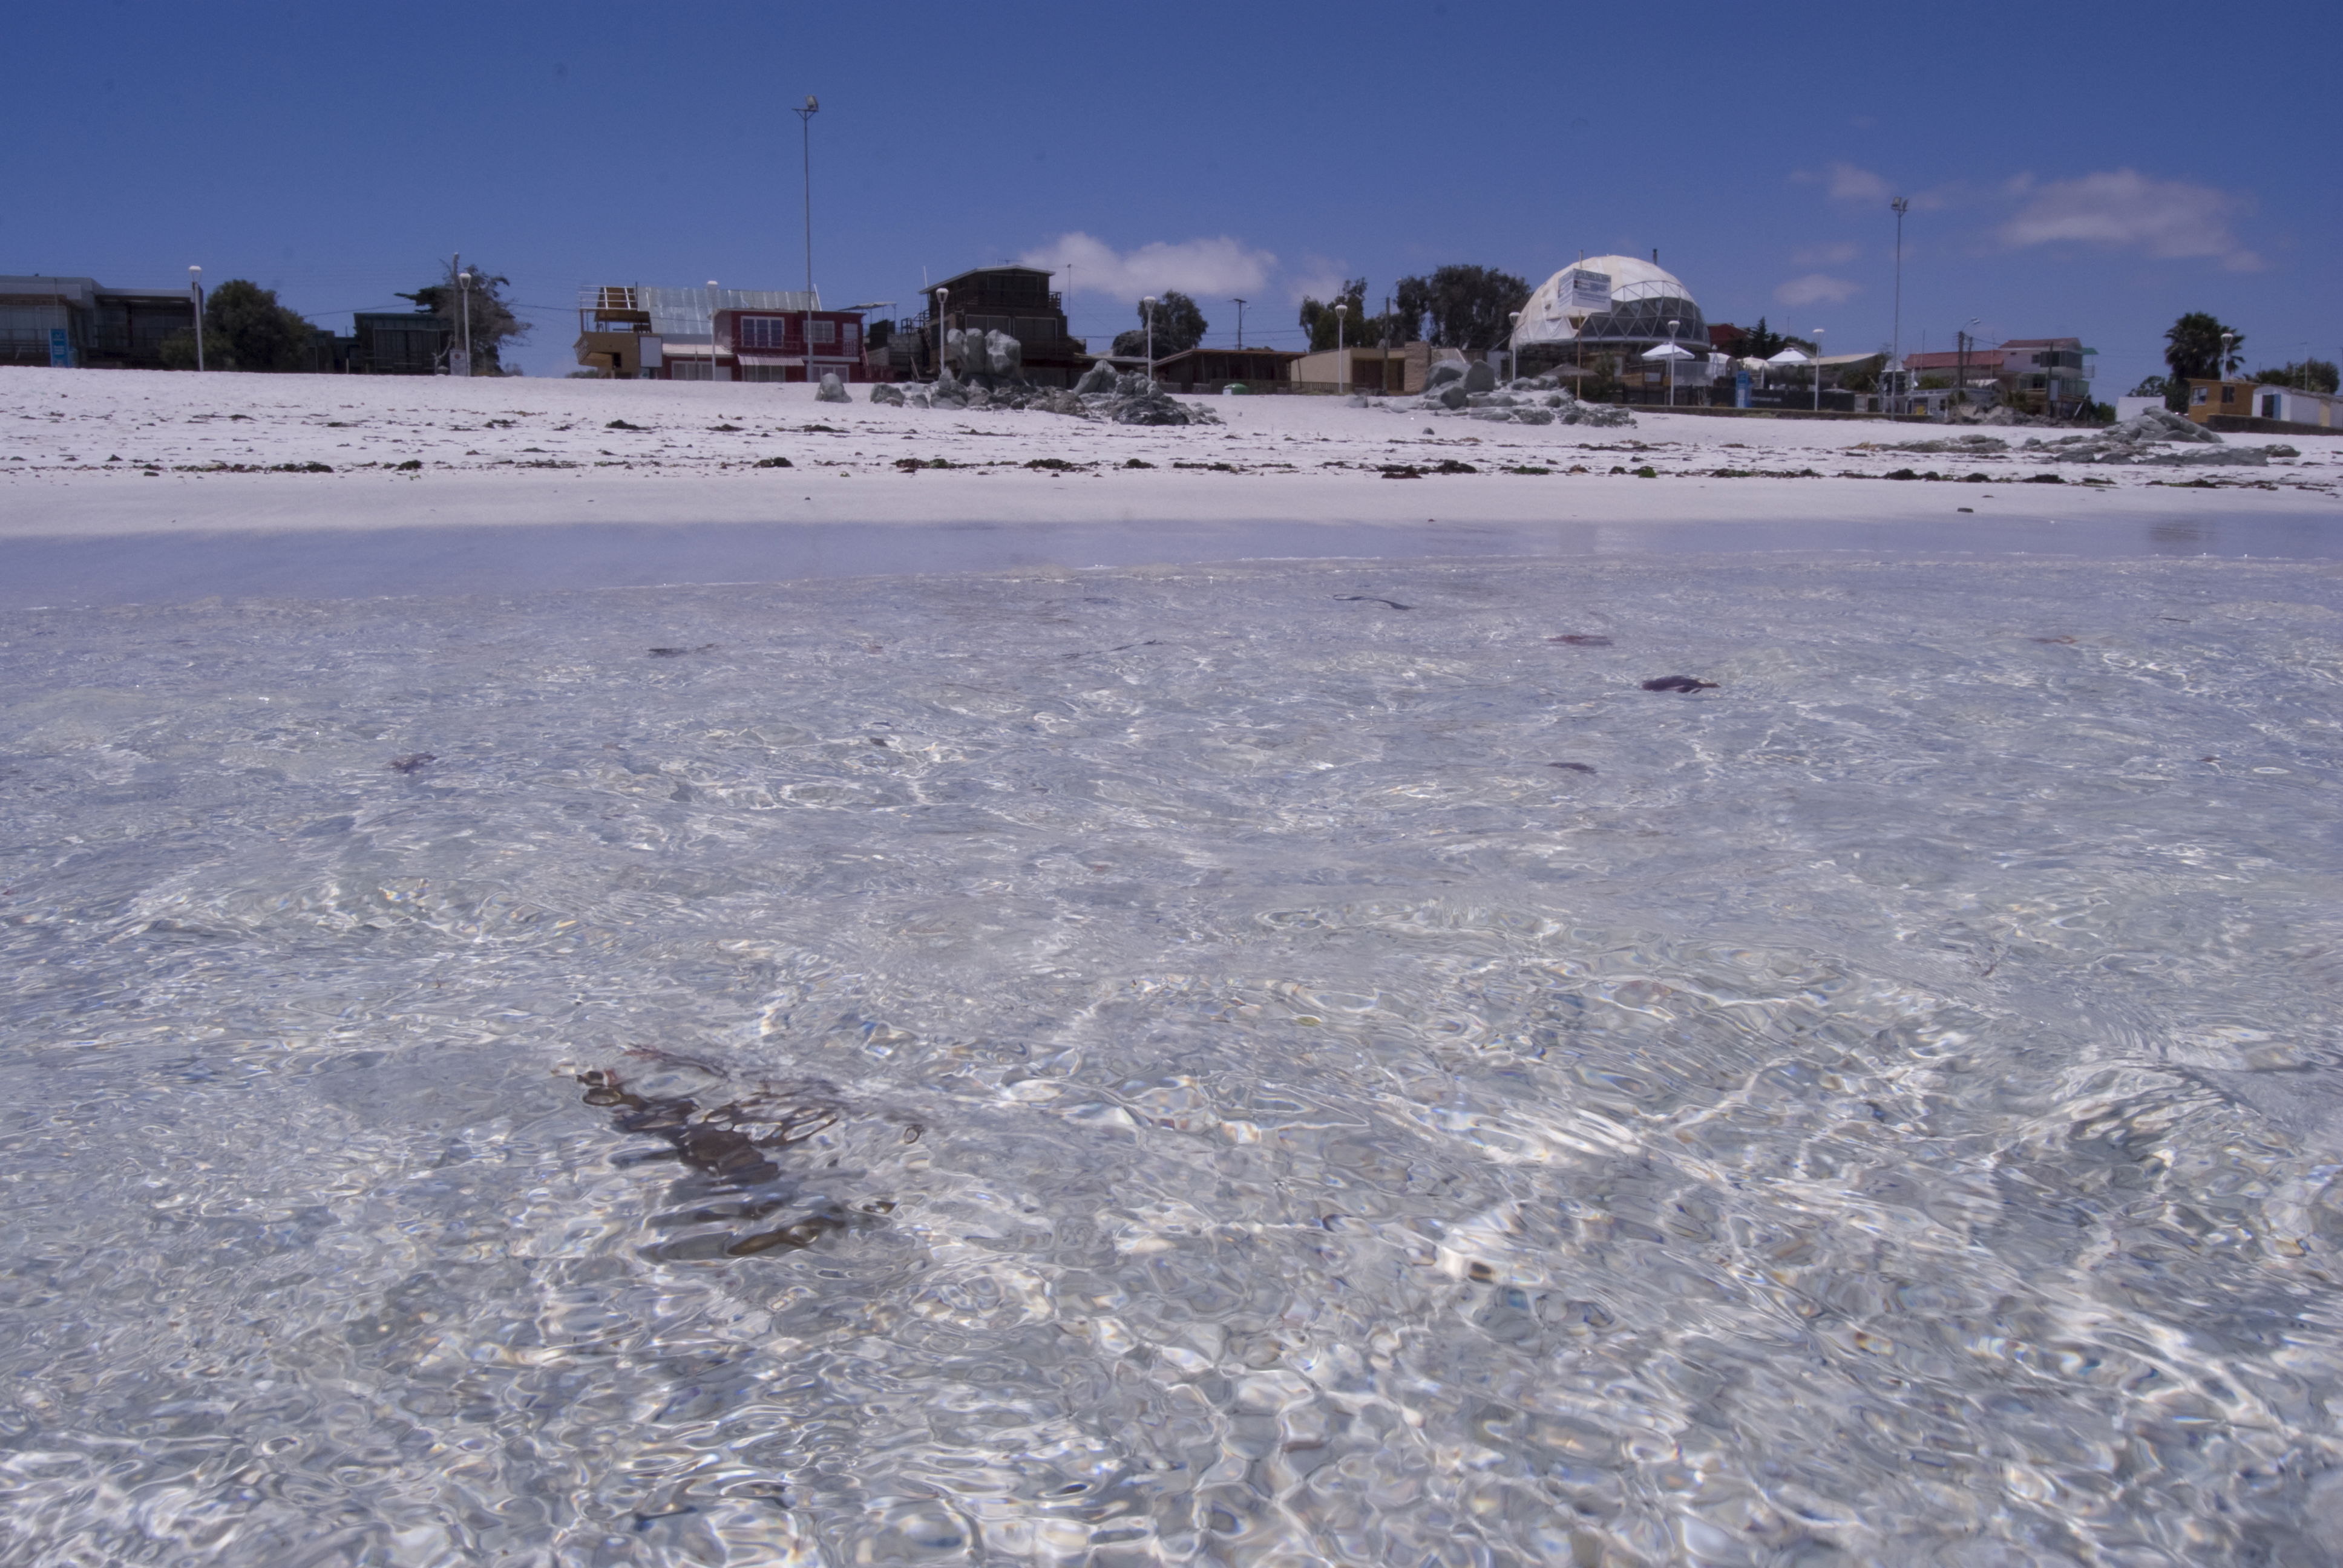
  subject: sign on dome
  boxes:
[1564,269,1612,315]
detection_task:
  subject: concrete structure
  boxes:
[926,267,1086,387]
[2186,379,2343,433]
[1146,346,1302,394]
[1,275,196,369]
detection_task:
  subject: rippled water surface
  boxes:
[4,556,2342,1566]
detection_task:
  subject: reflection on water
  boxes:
[2151,520,2213,554]
[2,557,2341,1564]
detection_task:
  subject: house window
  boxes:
[810,319,836,345]
[2192,386,2208,405]
[2220,385,2235,403]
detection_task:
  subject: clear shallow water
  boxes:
[2,556,2341,1566]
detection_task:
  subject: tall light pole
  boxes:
[708,280,725,382]
[2219,330,2236,382]
[1142,295,1156,383]
[188,266,204,372]
[1813,327,1826,411]
[1334,301,1348,393]
[1232,297,1245,350]
[1665,318,1680,407]
[934,286,948,381]
[795,94,819,385]
[1508,310,1521,383]
[1890,196,1910,413]
[457,270,474,376]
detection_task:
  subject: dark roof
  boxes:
[1150,345,1303,364]
[933,264,1052,290]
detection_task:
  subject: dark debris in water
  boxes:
[1548,634,1613,647]
[1641,676,1718,693]
[1548,762,1598,773]
[386,753,436,774]
[575,1057,913,1262]
[647,644,720,658]
[1335,595,1412,611]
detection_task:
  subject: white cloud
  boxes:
[1016,232,1277,300]
[1997,168,2260,270]
[1794,241,1860,266]
[1775,273,1860,307]
[1825,161,1892,203]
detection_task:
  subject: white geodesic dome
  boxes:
[1512,256,1703,350]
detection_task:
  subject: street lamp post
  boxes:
[1508,311,1521,383]
[1890,196,1910,414]
[1142,296,1156,384]
[188,266,204,372]
[2220,330,2236,383]
[794,95,819,386]
[934,287,948,381]
[1813,328,1826,410]
[1665,318,1680,407]
[708,281,726,382]
[1334,302,1348,394]
[457,270,474,376]
[1232,298,1245,351]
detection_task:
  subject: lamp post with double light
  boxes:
[188,266,204,373]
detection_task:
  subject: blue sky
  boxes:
[10,1,2336,391]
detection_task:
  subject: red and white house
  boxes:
[716,309,868,383]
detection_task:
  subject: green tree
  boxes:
[158,279,316,371]
[1112,290,1207,359]
[1391,264,1532,351]
[2251,358,2338,394]
[399,261,528,373]
[1720,317,1792,361]
[1297,278,1374,352]
[2161,312,2243,411]
[2128,374,2170,398]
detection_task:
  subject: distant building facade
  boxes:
[349,312,451,374]
[1,275,195,368]
[1898,337,2094,417]
[2185,379,2343,432]
[927,267,1086,387]
[575,286,860,381]
[1149,346,1302,394]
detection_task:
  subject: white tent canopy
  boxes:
[1765,347,1812,367]
[1640,341,1696,361]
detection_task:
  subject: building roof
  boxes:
[0,275,191,305]
[1150,345,1303,364]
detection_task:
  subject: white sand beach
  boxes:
[4,368,2337,606]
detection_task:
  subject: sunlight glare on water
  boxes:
[3,556,2342,1565]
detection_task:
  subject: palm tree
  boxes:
[2161,312,2243,411]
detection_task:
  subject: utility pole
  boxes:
[1232,298,1245,350]
[188,266,204,372]
[795,95,819,385]
[1890,196,1910,413]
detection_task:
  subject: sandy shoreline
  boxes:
[5,366,2338,603]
